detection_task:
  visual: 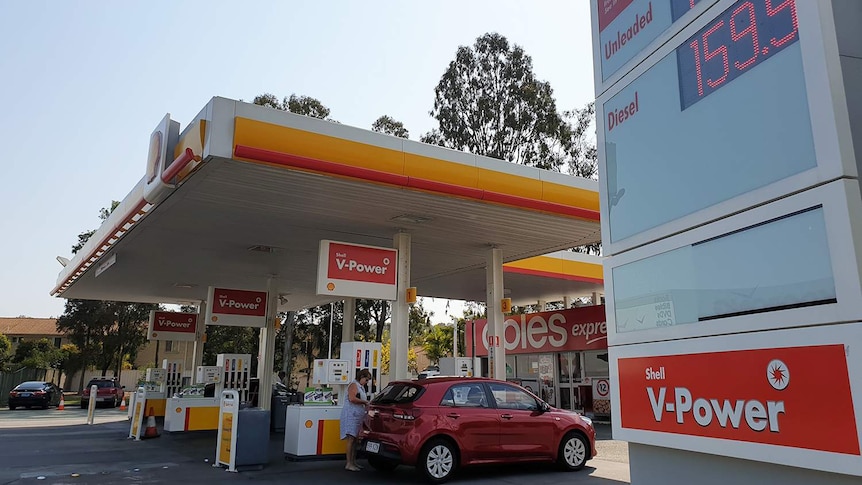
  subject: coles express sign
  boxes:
[467,305,608,355]
[317,240,397,300]
[618,345,860,457]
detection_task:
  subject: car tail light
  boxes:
[34,391,46,396]
[9,391,18,397]
[393,408,421,421]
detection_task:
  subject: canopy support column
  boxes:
[486,247,505,380]
[256,278,278,410]
[342,298,356,344]
[391,232,411,380]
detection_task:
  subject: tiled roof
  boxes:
[0,317,61,336]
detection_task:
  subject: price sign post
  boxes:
[215,390,240,472]
[592,0,862,482]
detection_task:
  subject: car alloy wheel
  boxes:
[420,438,456,483]
[558,432,588,470]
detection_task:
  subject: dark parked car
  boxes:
[359,377,596,483]
[81,378,124,408]
[8,381,63,410]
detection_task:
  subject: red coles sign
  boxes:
[466,306,608,356]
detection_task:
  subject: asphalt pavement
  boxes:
[0,406,630,484]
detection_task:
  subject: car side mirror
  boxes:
[540,401,551,413]
[59,388,64,392]
[121,385,125,389]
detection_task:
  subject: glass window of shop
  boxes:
[584,351,609,378]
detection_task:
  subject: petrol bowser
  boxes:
[311,359,350,403]
[162,359,183,398]
[216,353,251,403]
[339,342,382,398]
[439,357,474,376]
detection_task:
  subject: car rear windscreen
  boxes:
[372,383,423,404]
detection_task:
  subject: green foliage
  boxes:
[379,331,418,375]
[12,338,61,369]
[56,299,157,376]
[355,300,388,342]
[0,332,13,370]
[202,325,259,372]
[425,33,567,170]
[252,93,332,120]
[423,324,454,364]
[71,201,120,254]
[408,301,432,346]
[371,116,409,138]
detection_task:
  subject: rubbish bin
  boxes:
[235,408,270,469]
[271,395,289,432]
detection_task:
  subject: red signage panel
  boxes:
[317,240,398,300]
[466,306,608,356]
[147,311,198,341]
[326,242,396,285]
[152,311,197,333]
[618,345,860,455]
[598,0,636,32]
[212,288,267,317]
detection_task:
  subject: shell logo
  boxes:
[211,316,219,323]
[766,359,789,391]
[175,407,182,413]
[152,332,158,337]
[326,283,335,291]
[304,420,313,429]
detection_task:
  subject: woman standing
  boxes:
[340,368,372,471]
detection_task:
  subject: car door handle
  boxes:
[446,413,460,419]
[501,414,514,420]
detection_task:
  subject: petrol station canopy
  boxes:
[53,97,603,311]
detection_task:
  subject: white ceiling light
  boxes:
[390,214,433,224]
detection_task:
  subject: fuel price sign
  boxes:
[597,0,713,83]
[599,0,816,245]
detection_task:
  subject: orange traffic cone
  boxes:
[142,408,160,439]
[58,393,65,411]
[119,395,127,411]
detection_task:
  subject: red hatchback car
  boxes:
[359,377,596,483]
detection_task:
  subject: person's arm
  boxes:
[347,383,369,405]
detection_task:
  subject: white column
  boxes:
[486,248,505,380]
[592,291,600,305]
[538,300,547,312]
[256,278,279,410]
[342,298,356,345]
[391,233,411,380]
[563,296,571,309]
[192,301,205,380]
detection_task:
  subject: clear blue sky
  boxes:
[0,1,596,319]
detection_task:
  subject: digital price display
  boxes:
[601,0,815,244]
[677,0,799,109]
[671,0,704,22]
[598,0,710,82]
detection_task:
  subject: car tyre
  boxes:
[418,438,457,484]
[557,431,589,471]
[80,401,87,409]
[367,456,398,472]
[41,401,49,410]
[8,404,15,410]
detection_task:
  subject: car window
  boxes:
[441,384,488,408]
[15,382,45,391]
[488,382,539,411]
[372,383,423,404]
[88,381,117,389]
